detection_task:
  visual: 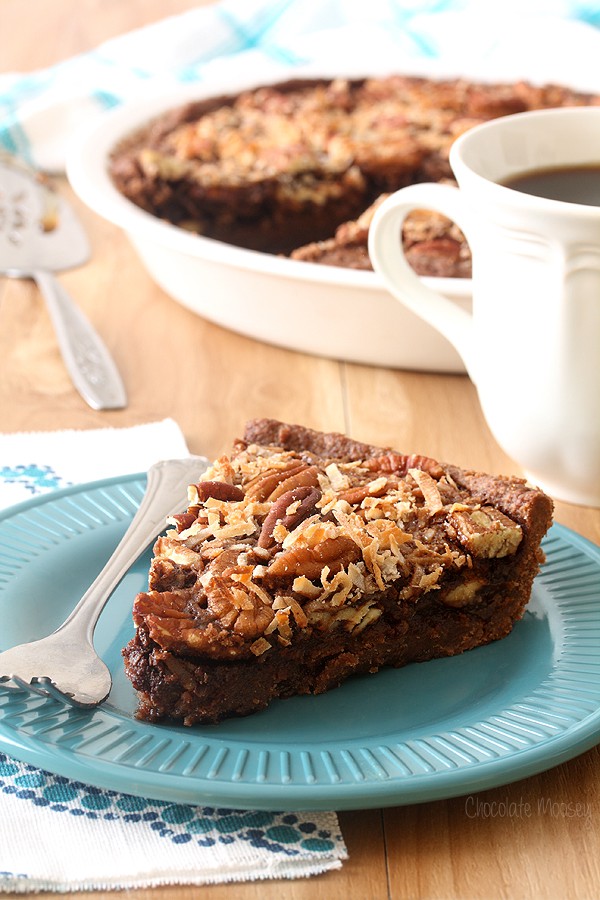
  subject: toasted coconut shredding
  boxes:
[409,468,444,514]
[130,432,531,660]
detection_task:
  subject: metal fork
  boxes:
[0,455,207,707]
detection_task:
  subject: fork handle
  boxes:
[33,269,127,410]
[57,456,208,643]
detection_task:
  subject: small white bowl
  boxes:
[67,74,471,373]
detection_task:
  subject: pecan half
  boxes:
[207,547,246,577]
[170,507,201,532]
[364,453,444,479]
[244,463,306,501]
[204,574,273,639]
[258,485,322,549]
[265,535,361,580]
[338,480,388,506]
[194,481,244,503]
[269,465,320,500]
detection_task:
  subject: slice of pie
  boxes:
[123,419,553,725]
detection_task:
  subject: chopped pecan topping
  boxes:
[250,637,271,656]
[169,508,201,532]
[446,506,522,558]
[258,485,321,549]
[193,480,244,503]
[153,536,202,568]
[441,577,485,607]
[140,437,534,657]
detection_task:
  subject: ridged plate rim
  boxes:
[1,473,600,811]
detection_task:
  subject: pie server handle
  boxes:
[34,268,127,410]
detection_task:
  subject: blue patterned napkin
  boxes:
[0,422,346,891]
[0,753,344,891]
[1,0,599,172]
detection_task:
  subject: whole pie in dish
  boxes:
[122,419,554,725]
[109,74,599,278]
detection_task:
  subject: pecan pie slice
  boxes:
[123,419,553,725]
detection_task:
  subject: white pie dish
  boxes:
[66,64,477,374]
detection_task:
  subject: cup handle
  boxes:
[368,183,475,374]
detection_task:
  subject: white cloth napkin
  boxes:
[0,421,347,891]
[1,0,599,172]
[0,419,189,509]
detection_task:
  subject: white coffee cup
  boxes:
[368,106,600,507]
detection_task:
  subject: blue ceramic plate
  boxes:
[1,475,600,811]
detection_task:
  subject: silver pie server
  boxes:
[0,155,127,409]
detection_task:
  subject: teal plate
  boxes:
[1,474,600,811]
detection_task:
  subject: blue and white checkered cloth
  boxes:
[1,0,599,171]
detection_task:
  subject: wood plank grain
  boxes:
[385,749,600,899]
[0,0,210,70]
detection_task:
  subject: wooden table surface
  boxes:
[2,2,600,898]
